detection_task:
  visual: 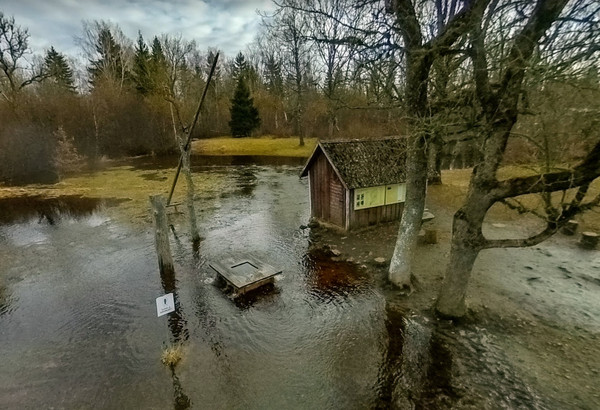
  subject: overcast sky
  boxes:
[1,0,275,60]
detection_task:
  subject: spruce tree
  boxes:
[232,52,249,81]
[229,76,260,138]
[149,36,168,94]
[87,27,127,88]
[133,32,152,94]
[44,47,76,92]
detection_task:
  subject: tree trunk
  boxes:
[435,222,481,318]
[170,104,201,244]
[150,195,175,276]
[295,103,305,147]
[389,135,429,288]
[180,146,200,244]
[427,134,443,185]
[436,179,491,317]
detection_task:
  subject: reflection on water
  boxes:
[0,195,127,224]
[303,248,371,302]
[121,154,306,171]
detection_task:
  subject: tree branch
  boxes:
[484,190,600,249]
[493,139,600,199]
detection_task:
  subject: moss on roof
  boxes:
[301,137,408,188]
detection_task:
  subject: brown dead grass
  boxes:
[191,136,317,157]
[436,166,600,232]
[161,343,184,367]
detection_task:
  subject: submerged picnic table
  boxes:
[209,255,282,296]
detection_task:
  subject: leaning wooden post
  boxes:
[150,195,175,275]
[167,52,220,206]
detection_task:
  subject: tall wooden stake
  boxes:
[167,52,220,206]
[150,195,175,276]
[170,105,201,244]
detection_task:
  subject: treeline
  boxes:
[1,1,599,186]
[0,12,401,184]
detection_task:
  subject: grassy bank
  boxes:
[191,136,317,157]
[1,158,598,231]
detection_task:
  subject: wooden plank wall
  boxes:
[309,153,331,221]
[309,151,403,230]
[308,153,346,228]
[329,176,345,226]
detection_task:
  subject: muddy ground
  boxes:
[309,183,600,409]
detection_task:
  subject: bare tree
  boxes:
[261,4,313,146]
[159,34,202,245]
[436,0,600,318]
[387,0,491,289]
[301,0,362,138]
[79,20,133,91]
[0,12,46,105]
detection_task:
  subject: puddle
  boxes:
[303,248,370,300]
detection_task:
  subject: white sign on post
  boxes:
[156,293,175,317]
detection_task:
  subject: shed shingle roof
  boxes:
[301,137,408,189]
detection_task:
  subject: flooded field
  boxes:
[0,164,385,409]
[1,160,599,409]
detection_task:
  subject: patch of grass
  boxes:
[0,165,228,223]
[436,166,600,231]
[191,135,317,158]
[161,343,184,368]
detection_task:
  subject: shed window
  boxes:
[356,192,365,208]
[354,186,386,210]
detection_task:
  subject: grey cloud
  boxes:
[1,0,275,58]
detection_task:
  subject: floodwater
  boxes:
[0,163,390,409]
[3,161,593,409]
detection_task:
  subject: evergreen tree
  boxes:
[132,32,152,94]
[264,53,283,96]
[206,50,221,83]
[44,46,76,92]
[149,36,168,94]
[229,76,260,137]
[87,27,128,88]
[232,52,249,81]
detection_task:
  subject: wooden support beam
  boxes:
[150,195,175,275]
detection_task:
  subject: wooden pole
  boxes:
[561,220,579,235]
[150,195,175,275]
[167,52,220,206]
[579,231,599,250]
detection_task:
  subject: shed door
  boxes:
[329,177,345,227]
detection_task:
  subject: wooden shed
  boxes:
[300,137,408,231]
